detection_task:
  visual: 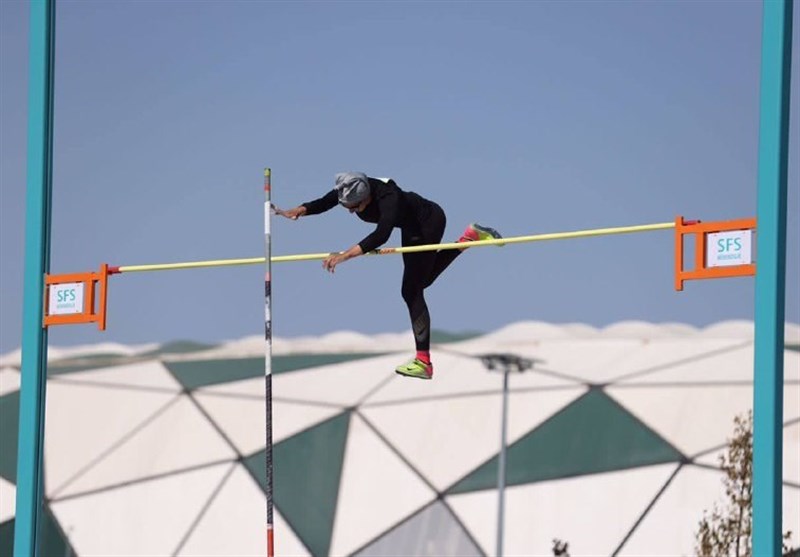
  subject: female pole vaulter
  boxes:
[276,172,501,380]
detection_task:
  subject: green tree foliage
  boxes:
[695,411,794,556]
[551,538,570,556]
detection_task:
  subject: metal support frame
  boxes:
[15,1,56,555]
[753,0,793,554]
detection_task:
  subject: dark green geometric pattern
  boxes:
[48,354,133,376]
[244,410,351,557]
[0,390,19,483]
[271,353,388,375]
[141,340,217,357]
[47,348,391,380]
[39,332,487,379]
[46,342,214,376]
[448,389,683,494]
[0,507,76,557]
[430,330,483,343]
[165,354,385,390]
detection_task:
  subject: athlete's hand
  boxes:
[322,253,348,273]
[275,206,306,220]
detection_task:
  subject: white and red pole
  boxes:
[263,168,275,557]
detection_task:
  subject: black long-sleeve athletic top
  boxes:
[301,177,440,253]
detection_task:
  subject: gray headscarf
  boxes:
[334,172,370,206]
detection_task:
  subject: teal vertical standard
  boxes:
[14,1,56,556]
[753,0,793,556]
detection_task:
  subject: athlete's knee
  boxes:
[401,282,424,305]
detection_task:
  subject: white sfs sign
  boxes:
[48,282,85,315]
[707,230,754,267]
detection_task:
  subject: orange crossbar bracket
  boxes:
[675,216,756,291]
[43,263,109,330]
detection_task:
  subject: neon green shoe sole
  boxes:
[395,358,433,380]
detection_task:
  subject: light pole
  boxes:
[480,353,535,557]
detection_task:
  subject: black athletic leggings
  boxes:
[401,203,461,351]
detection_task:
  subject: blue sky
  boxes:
[1,0,798,352]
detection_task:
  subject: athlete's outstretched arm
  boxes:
[302,189,338,215]
[276,189,338,220]
[274,206,307,220]
[357,190,400,253]
[323,191,398,273]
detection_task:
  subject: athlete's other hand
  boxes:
[322,253,348,273]
[275,206,307,220]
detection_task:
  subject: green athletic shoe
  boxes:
[395,358,433,380]
[461,223,504,246]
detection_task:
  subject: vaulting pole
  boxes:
[264,168,275,557]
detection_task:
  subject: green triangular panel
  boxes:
[46,342,216,376]
[430,330,483,343]
[272,353,386,375]
[166,357,264,389]
[447,389,683,494]
[141,340,217,357]
[244,410,351,557]
[166,353,385,390]
[0,506,76,557]
[0,519,11,557]
[0,391,19,483]
[48,354,135,376]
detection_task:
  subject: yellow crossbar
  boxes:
[115,221,675,274]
